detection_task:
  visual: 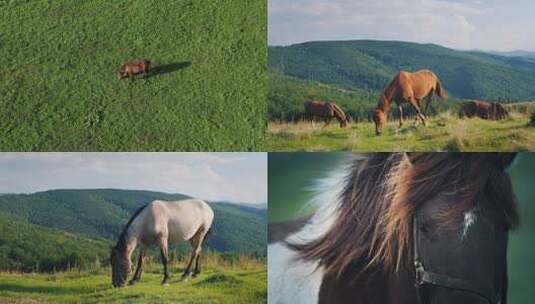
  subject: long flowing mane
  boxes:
[287,153,519,278]
[116,204,149,251]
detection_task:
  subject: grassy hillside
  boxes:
[0,0,266,151]
[0,189,267,272]
[0,257,267,303]
[269,40,535,101]
[0,213,109,272]
[267,112,535,152]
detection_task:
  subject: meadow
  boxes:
[0,254,267,304]
[0,0,266,151]
[267,111,535,152]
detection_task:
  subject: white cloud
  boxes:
[0,153,267,204]
[269,0,535,51]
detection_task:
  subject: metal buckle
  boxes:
[414,260,425,286]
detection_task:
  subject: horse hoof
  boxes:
[128,281,137,286]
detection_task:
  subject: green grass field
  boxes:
[267,112,535,152]
[0,0,266,151]
[0,260,266,303]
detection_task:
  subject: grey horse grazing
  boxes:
[111,199,214,287]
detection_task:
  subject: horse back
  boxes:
[140,199,214,243]
[402,69,439,98]
[304,100,329,116]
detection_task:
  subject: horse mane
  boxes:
[116,204,149,252]
[287,153,519,278]
[376,74,399,111]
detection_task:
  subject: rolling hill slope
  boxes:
[269,40,535,101]
[0,212,109,272]
[0,189,267,271]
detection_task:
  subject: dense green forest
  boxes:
[0,189,266,272]
[268,40,535,121]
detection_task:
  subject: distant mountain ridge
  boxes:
[0,189,266,271]
[269,40,535,101]
[486,50,535,59]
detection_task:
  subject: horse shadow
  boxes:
[148,61,191,78]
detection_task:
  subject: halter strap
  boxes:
[413,215,501,304]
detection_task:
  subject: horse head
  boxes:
[110,245,132,287]
[285,153,519,304]
[372,108,386,135]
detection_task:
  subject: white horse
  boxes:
[111,199,214,287]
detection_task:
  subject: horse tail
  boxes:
[435,78,448,100]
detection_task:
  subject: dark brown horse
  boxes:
[274,153,518,304]
[372,70,447,135]
[118,59,151,79]
[459,100,509,120]
[304,100,349,128]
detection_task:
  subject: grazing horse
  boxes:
[372,70,447,135]
[111,199,214,287]
[459,100,509,120]
[270,153,518,304]
[118,59,151,79]
[304,100,349,128]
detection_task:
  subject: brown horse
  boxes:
[304,100,349,128]
[274,153,518,304]
[118,59,151,79]
[459,100,509,120]
[372,70,447,135]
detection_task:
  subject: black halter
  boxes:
[412,215,503,304]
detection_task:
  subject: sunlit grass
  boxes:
[267,112,535,152]
[0,255,266,304]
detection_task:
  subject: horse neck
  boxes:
[377,94,391,112]
[331,105,346,122]
[378,78,397,111]
[118,223,139,261]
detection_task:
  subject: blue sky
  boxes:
[269,0,535,51]
[0,153,267,204]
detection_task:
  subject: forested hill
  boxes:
[269,40,535,101]
[0,189,266,271]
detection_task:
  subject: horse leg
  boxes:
[182,231,200,280]
[424,93,433,115]
[193,231,208,277]
[409,98,427,126]
[183,229,204,280]
[398,104,403,128]
[159,238,170,285]
[194,253,202,277]
[324,117,331,127]
[129,246,146,285]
